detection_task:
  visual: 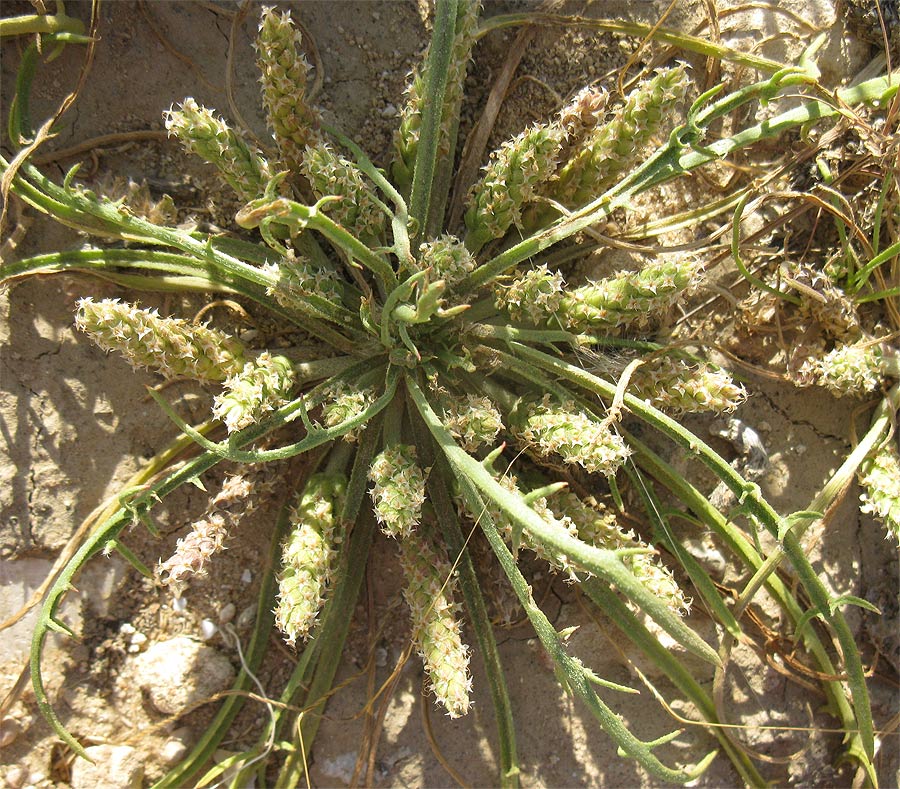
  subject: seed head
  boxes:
[213,352,296,433]
[464,123,565,252]
[802,340,888,397]
[275,473,346,645]
[630,356,747,415]
[419,235,476,286]
[513,396,631,476]
[555,66,689,205]
[398,533,472,717]
[859,436,900,542]
[165,98,272,200]
[442,393,503,452]
[554,491,688,614]
[301,142,386,242]
[256,6,322,171]
[560,258,699,330]
[321,381,378,442]
[494,265,565,324]
[368,445,426,538]
[76,298,246,382]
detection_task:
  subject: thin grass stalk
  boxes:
[628,436,876,781]
[275,505,378,789]
[406,374,720,665]
[447,464,716,784]
[462,73,898,292]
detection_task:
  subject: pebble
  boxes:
[133,637,235,715]
[200,619,218,641]
[236,605,256,629]
[172,596,188,613]
[241,569,252,584]
[3,765,27,789]
[71,744,143,789]
[218,603,236,624]
[159,726,193,765]
[0,717,21,747]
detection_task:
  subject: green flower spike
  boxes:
[75,297,247,382]
[859,436,900,541]
[368,444,426,538]
[256,5,322,172]
[629,356,747,415]
[512,396,632,476]
[301,141,386,243]
[164,98,272,200]
[398,531,472,718]
[464,123,565,252]
[213,352,296,433]
[555,65,689,206]
[275,473,346,646]
[559,258,700,330]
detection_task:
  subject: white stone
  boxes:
[133,637,234,715]
[71,744,143,789]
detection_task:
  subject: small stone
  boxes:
[172,596,188,613]
[0,717,21,747]
[160,729,191,765]
[241,569,252,584]
[218,603,236,624]
[134,637,234,715]
[4,764,27,789]
[200,619,218,641]
[71,744,143,789]
[236,605,256,629]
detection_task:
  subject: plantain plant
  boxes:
[2,2,898,786]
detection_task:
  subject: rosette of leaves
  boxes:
[2,2,896,785]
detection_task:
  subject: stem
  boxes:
[408,0,458,241]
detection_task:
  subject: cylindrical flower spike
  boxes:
[256,6,322,172]
[802,340,892,397]
[158,512,228,595]
[321,381,378,442]
[511,396,631,476]
[368,444,426,538]
[158,472,268,595]
[441,393,504,452]
[464,123,565,252]
[275,473,346,645]
[165,98,272,200]
[554,66,689,206]
[301,141,386,243]
[419,235,476,286]
[859,437,900,541]
[629,356,747,415]
[213,352,296,433]
[398,533,472,718]
[75,298,247,382]
[559,258,700,330]
[494,265,565,324]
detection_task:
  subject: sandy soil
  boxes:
[1,1,898,787]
